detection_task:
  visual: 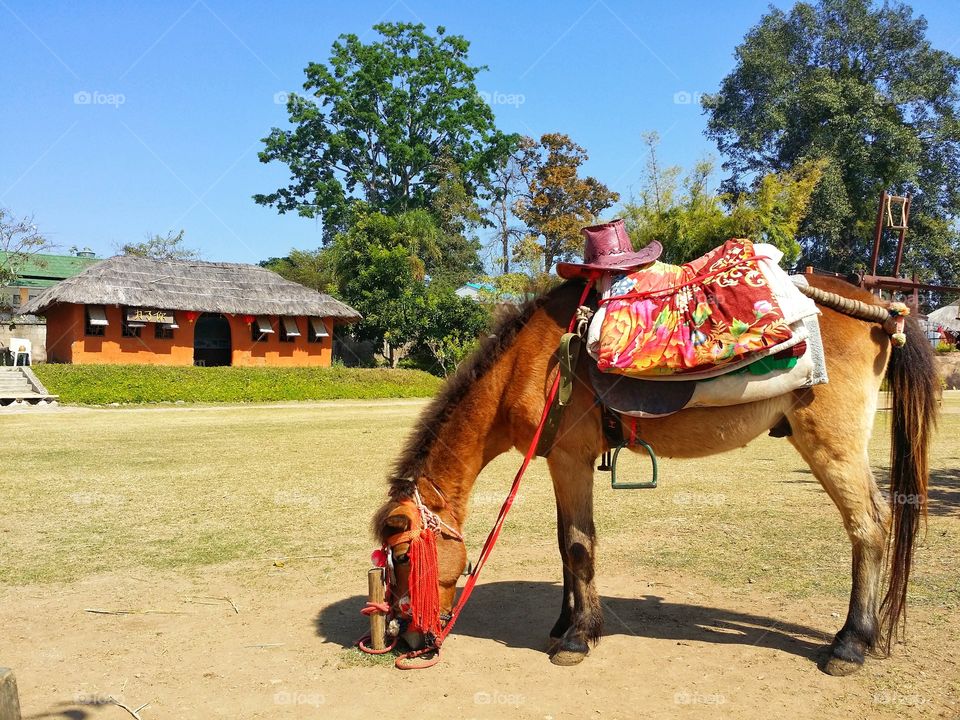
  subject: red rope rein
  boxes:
[361,601,391,616]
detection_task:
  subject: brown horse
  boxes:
[372,274,938,675]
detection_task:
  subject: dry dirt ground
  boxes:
[1,398,957,719]
[2,560,957,719]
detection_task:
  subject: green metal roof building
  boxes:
[1,250,100,312]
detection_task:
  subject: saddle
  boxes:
[589,313,825,417]
[585,240,825,417]
[536,231,827,461]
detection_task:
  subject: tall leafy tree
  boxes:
[328,209,489,367]
[121,230,199,261]
[481,132,526,274]
[255,23,504,240]
[415,285,489,377]
[428,154,484,285]
[623,133,826,264]
[259,249,337,294]
[329,211,428,355]
[513,133,620,274]
[704,0,960,284]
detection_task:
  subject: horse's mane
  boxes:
[385,279,583,500]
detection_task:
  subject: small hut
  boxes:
[927,301,960,345]
[20,256,360,367]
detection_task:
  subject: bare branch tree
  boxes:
[0,208,53,288]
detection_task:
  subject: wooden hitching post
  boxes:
[0,668,21,720]
[367,567,387,651]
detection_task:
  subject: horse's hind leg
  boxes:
[547,450,603,665]
[787,395,890,676]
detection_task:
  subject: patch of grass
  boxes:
[338,647,402,668]
[32,364,441,404]
[0,401,423,584]
[0,402,956,614]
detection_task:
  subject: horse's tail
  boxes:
[878,315,939,654]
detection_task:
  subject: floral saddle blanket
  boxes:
[587,238,819,379]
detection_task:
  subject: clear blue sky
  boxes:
[3,0,959,266]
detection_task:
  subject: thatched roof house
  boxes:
[927,301,960,333]
[21,256,360,367]
[21,255,359,320]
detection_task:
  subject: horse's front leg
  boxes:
[547,451,603,665]
[549,498,575,645]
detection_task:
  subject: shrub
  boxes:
[32,364,442,405]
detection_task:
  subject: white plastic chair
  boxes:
[10,337,31,366]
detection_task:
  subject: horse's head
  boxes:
[373,491,466,648]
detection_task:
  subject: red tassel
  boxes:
[407,528,441,638]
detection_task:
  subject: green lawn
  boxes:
[0,399,956,615]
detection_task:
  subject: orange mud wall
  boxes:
[44,304,333,367]
[229,315,333,367]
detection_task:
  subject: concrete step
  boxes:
[0,368,57,404]
[0,394,59,408]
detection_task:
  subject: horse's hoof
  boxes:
[547,636,562,653]
[822,655,864,676]
[550,649,588,666]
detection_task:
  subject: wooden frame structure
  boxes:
[810,191,960,314]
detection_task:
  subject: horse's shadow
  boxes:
[315,580,833,665]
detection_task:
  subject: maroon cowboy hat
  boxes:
[555,219,662,280]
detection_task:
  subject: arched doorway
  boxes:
[193,313,232,366]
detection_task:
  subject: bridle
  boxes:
[385,485,463,562]
[378,484,464,623]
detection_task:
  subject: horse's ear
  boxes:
[373,502,411,545]
[383,509,411,532]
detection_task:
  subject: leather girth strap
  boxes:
[536,332,625,458]
[599,404,624,447]
[536,332,582,457]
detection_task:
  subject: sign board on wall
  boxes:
[126,308,176,324]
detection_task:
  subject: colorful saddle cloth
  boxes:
[589,311,829,418]
[592,239,798,377]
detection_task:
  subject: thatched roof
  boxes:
[928,301,960,332]
[20,255,361,322]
